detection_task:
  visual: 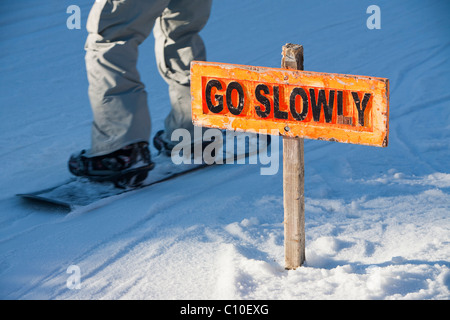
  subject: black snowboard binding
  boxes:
[68,142,154,188]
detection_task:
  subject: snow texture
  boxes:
[0,0,449,300]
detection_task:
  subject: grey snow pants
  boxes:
[85,0,212,156]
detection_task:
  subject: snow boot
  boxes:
[153,129,223,160]
[68,142,154,188]
[153,129,271,163]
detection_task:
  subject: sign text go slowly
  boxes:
[191,62,389,147]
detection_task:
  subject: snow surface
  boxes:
[0,0,449,300]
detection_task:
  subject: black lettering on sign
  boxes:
[226,81,245,116]
[289,87,309,121]
[205,79,223,113]
[310,89,335,123]
[255,84,271,118]
[337,90,343,116]
[351,92,371,126]
[274,86,288,120]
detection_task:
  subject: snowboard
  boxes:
[17,133,271,211]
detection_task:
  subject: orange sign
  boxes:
[191,61,389,147]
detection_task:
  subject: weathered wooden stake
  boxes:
[282,43,305,269]
[191,44,388,269]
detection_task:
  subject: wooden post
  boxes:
[191,45,388,268]
[282,43,305,269]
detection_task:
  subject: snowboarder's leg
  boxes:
[153,0,213,143]
[85,0,169,157]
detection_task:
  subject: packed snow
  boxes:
[0,0,449,300]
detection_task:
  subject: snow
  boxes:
[0,0,449,300]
